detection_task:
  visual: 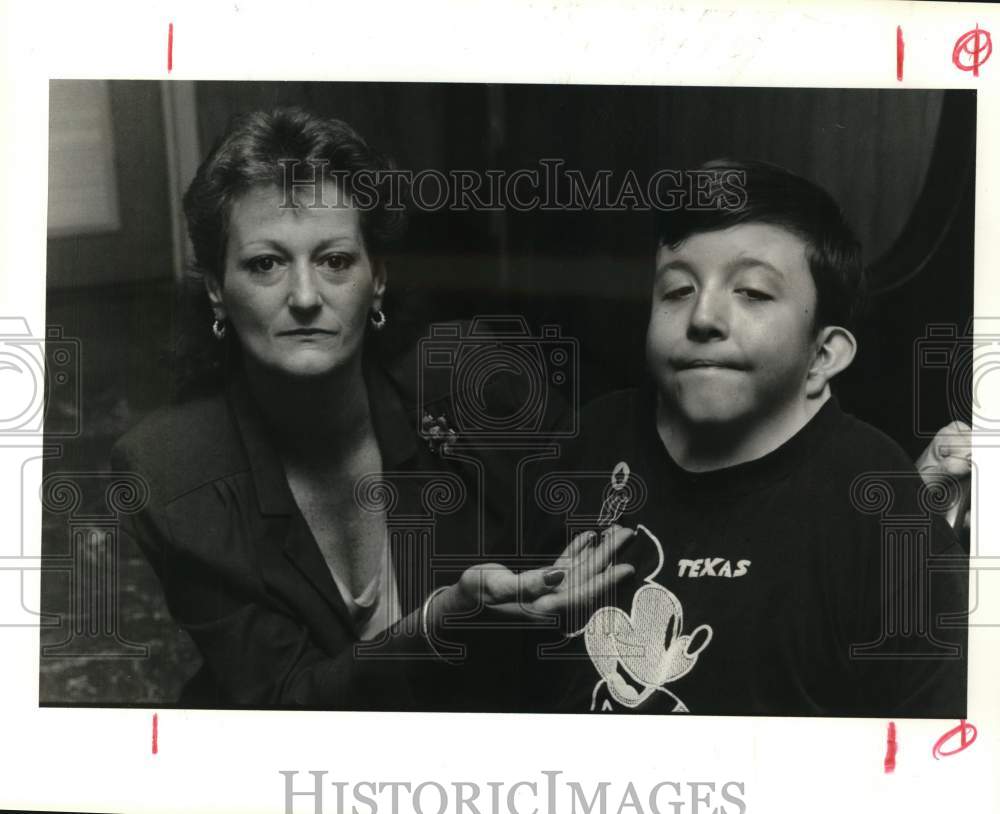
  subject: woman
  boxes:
[113,108,630,709]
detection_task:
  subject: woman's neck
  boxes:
[243,356,375,467]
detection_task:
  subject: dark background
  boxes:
[40,81,975,704]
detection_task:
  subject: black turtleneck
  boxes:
[523,385,967,718]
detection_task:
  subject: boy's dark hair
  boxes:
[656,159,866,332]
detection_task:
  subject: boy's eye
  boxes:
[735,287,773,302]
[245,256,281,274]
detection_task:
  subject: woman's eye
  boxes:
[245,256,279,274]
[322,253,352,272]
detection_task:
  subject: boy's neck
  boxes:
[655,390,830,473]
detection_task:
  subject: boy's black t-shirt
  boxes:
[522,386,968,717]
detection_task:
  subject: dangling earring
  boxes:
[369,307,387,331]
[212,317,227,340]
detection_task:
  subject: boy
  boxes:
[521,159,968,717]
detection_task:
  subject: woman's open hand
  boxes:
[430,525,636,633]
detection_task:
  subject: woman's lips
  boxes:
[277,328,338,336]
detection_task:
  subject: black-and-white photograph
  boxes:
[39,79,973,718]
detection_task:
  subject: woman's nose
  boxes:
[687,289,729,340]
[286,262,323,311]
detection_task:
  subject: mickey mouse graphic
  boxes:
[579,463,713,712]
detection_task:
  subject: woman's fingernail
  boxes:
[544,569,566,587]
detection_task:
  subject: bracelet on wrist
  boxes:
[421,585,455,663]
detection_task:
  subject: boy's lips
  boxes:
[672,358,747,371]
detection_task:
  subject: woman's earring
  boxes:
[212,317,227,340]
[370,307,387,331]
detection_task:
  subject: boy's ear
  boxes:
[806,325,857,397]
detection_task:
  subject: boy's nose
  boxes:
[287,262,323,311]
[687,290,729,340]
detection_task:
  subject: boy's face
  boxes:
[646,223,820,429]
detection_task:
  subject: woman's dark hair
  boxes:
[184,107,406,280]
[172,108,407,396]
[656,158,866,333]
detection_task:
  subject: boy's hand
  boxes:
[916,420,972,529]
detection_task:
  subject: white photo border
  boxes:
[1,2,999,813]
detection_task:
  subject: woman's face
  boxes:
[207,180,385,380]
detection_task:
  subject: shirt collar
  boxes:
[635,378,842,495]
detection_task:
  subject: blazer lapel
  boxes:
[227,371,355,631]
[225,358,441,633]
[279,511,355,632]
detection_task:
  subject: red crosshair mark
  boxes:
[932,719,977,760]
[896,26,904,81]
[953,25,992,77]
[167,23,174,72]
[884,721,898,773]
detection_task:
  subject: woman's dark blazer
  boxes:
[112,353,530,710]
